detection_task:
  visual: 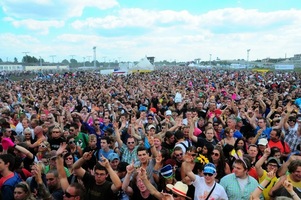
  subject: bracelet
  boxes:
[290,193,296,197]
[265,177,272,181]
[257,184,264,191]
[153,170,159,174]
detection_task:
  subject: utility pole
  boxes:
[39,56,42,66]
[209,54,212,66]
[93,46,96,68]
[83,57,86,67]
[50,55,56,63]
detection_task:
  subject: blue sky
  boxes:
[0,0,300,63]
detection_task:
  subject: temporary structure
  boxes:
[129,57,154,73]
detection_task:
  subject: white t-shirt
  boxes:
[193,176,228,200]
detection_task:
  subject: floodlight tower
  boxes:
[93,46,96,67]
[247,49,251,69]
[50,55,56,63]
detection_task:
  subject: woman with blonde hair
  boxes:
[14,181,36,200]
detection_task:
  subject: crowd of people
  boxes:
[0,67,301,200]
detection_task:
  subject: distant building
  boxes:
[0,64,23,71]
[293,54,301,60]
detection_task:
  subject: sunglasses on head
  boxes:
[203,173,213,177]
[64,191,77,198]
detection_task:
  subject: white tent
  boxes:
[129,57,154,72]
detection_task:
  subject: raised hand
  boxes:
[126,160,135,174]
[283,179,294,193]
[56,142,67,156]
[82,151,94,161]
[99,155,110,168]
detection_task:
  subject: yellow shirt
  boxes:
[287,174,301,188]
[259,170,278,200]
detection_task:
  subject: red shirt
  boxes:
[268,140,291,154]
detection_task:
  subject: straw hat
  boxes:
[166,181,189,198]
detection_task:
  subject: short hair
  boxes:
[47,169,59,178]
[174,146,183,152]
[137,146,149,155]
[0,154,15,171]
[288,160,301,173]
[174,130,184,140]
[165,131,174,139]
[101,136,111,144]
[69,183,85,199]
[70,123,79,129]
[94,162,108,174]
[153,135,162,142]
[272,128,282,137]
[89,134,96,141]
[234,155,252,171]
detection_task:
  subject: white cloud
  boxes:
[4,17,64,34]
[0,0,119,19]
[1,6,301,62]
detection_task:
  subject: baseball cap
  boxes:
[258,138,268,146]
[148,125,156,130]
[108,153,120,162]
[166,110,172,116]
[160,164,173,179]
[203,163,216,174]
[267,157,281,167]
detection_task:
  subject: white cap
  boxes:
[258,138,268,146]
[166,110,172,116]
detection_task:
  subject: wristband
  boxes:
[257,184,264,191]
[265,177,272,181]
[290,193,296,197]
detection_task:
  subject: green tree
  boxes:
[14,57,18,63]
[62,59,70,65]
[0,58,3,63]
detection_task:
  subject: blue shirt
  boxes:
[220,173,263,200]
[255,126,272,139]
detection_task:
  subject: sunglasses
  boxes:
[175,153,183,157]
[69,129,75,132]
[203,173,214,177]
[52,131,60,133]
[212,153,219,157]
[127,142,135,144]
[65,157,73,160]
[64,191,77,198]
[68,140,75,145]
[148,118,153,120]
[39,144,47,148]
[191,153,197,157]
